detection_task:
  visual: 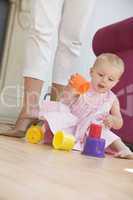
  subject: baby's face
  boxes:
[91,62,122,93]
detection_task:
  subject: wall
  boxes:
[81,0,133,80]
[0,0,31,121]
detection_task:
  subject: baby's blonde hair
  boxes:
[93,53,125,75]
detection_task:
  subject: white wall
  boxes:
[79,0,133,79]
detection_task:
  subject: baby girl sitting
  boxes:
[40,53,133,159]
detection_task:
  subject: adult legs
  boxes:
[0,78,43,137]
[51,0,96,100]
[15,77,43,129]
[1,0,64,137]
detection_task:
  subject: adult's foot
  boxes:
[0,107,39,138]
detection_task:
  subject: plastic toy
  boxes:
[25,119,54,144]
[88,123,102,139]
[70,74,91,94]
[52,130,76,151]
[25,125,44,144]
[82,123,105,158]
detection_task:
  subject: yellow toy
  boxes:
[25,123,75,151]
[53,130,76,151]
[25,125,44,144]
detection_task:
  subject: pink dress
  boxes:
[39,89,120,151]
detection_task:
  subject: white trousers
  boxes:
[23,0,95,85]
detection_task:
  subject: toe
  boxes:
[114,151,133,159]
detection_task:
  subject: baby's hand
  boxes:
[60,76,80,104]
[68,73,79,85]
[63,84,77,95]
[68,73,81,95]
[103,115,114,129]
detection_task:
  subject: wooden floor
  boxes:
[0,135,132,200]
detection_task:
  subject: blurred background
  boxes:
[0,0,133,122]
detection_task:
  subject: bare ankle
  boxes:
[20,106,39,119]
[51,83,65,101]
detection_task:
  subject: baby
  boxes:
[40,53,133,159]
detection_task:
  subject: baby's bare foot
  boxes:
[114,149,133,160]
